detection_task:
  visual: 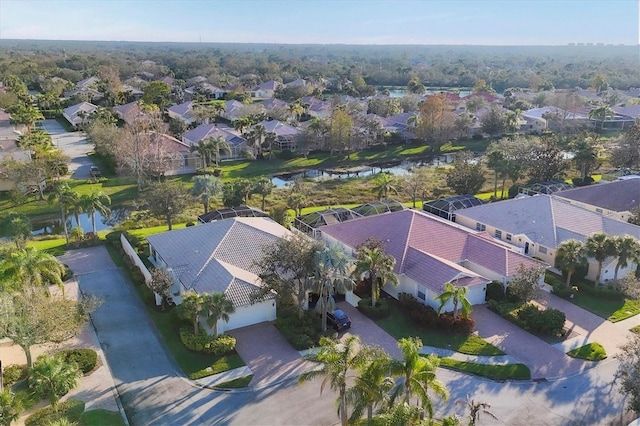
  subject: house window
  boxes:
[495,230,502,239]
[476,222,486,231]
[506,233,512,241]
[539,246,547,254]
[417,288,426,301]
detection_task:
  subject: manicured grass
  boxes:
[213,375,253,389]
[631,325,640,334]
[376,300,504,356]
[438,358,531,381]
[571,293,640,322]
[81,409,127,426]
[125,223,188,238]
[567,343,607,361]
[28,236,68,255]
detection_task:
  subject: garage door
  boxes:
[222,300,276,332]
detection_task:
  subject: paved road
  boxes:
[68,246,630,425]
[40,119,95,179]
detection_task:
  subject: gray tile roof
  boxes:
[554,179,640,213]
[456,195,640,247]
[147,217,292,306]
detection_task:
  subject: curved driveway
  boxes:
[65,246,630,425]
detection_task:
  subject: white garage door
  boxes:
[221,300,276,333]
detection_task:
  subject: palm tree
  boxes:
[584,233,617,285]
[555,239,587,286]
[204,293,235,338]
[353,245,398,308]
[346,349,394,424]
[434,281,472,320]
[247,124,267,158]
[191,174,223,214]
[456,395,498,426]
[80,190,111,234]
[47,183,77,244]
[372,173,399,200]
[180,291,205,335]
[588,104,615,129]
[289,101,304,123]
[299,336,371,426]
[0,389,23,426]
[612,235,640,281]
[314,244,354,332]
[28,354,81,410]
[253,177,275,211]
[209,135,232,167]
[0,247,66,295]
[190,139,215,168]
[389,337,449,419]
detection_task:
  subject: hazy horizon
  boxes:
[1,0,638,46]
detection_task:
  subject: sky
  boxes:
[0,0,639,46]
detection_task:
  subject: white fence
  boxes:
[120,234,152,286]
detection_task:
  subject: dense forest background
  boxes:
[1,39,638,92]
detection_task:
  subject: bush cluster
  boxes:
[551,283,573,299]
[57,349,98,375]
[485,281,505,302]
[517,305,566,336]
[397,293,475,335]
[275,307,324,350]
[357,298,390,319]
[179,328,236,355]
[2,364,27,386]
[25,399,85,426]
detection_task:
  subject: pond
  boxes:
[387,88,472,98]
[31,208,129,235]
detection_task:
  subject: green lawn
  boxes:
[376,300,504,356]
[571,293,640,322]
[566,343,607,361]
[438,358,531,381]
[81,409,127,426]
[631,325,640,334]
[213,375,253,389]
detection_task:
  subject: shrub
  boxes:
[2,364,27,386]
[357,298,390,319]
[397,293,439,327]
[57,349,98,375]
[551,283,573,299]
[485,281,505,302]
[517,304,565,336]
[61,264,74,282]
[25,399,85,426]
[186,222,195,227]
[277,149,295,160]
[275,310,323,350]
[179,328,236,355]
[471,133,484,141]
[104,230,124,247]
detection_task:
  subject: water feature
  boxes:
[31,208,129,235]
[387,88,472,98]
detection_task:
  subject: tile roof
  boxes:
[258,120,300,137]
[167,101,193,116]
[320,209,540,291]
[254,80,279,91]
[147,218,292,306]
[456,195,640,247]
[554,180,640,213]
[182,123,245,146]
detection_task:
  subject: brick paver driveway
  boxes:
[337,301,402,358]
[230,322,315,388]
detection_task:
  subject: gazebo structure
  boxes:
[198,205,269,224]
[518,180,573,196]
[422,195,484,222]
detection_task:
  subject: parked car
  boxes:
[326,309,351,332]
[89,166,102,178]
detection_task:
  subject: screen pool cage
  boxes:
[422,195,484,221]
[198,205,269,223]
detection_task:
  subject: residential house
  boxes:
[257,120,300,151]
[454,195,640,283]
[141,132,201,175]
[62,102,98,128]
[63,76,102,102]
[166,101,197,126]
[320,209,545,312]
[251,80,280,99]
[113,101,143,126]
[285,78,307,88]
[122,84,144,101]
[184,82,226,101]
[220,100,264,122]
[552,179,640,222]
[182,123,247,160]
[147,217,293,332]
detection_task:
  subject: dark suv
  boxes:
[326,309,351,332]
[89,166,102,178]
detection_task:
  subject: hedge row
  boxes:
[488,300,566,337]
[275,307,324,350]
[398,293,475,335]
[357,298,390,319]
[25,399,85,426]
[179,328,236,355]
[58,348,98,375]
[2,364,27,386]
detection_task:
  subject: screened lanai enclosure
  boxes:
[422,195,484,222]
[294,200,406,237]
[518,180,573,196]
[198,205,269,223]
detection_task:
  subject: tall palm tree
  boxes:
[253,177,275,211]
[612,235,640,281]
[28,354,81,410]
[588,104,615,129]
[353,245,398,308]
[80,190,111,234]
[314,244,354,332]
[204,293,235,338]
[346,349,394,424]
[372,173,399,200]
[299,336,371,426]
[209,135,232,167]
[47,182,76,244]
[584,233,617,285]
[389,337,449,419]
[180,291,206,335]
[434,281,472,320]
[191,174,223,214]
[0,247,65,295]
[555,239,587,286]
[289,101,304,123]
[247,124,267,157]
[190,139,215,168]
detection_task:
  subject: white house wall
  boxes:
[219,300,276,333]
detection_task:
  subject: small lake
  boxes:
[31,208,129,235]
[388,88,472,98]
